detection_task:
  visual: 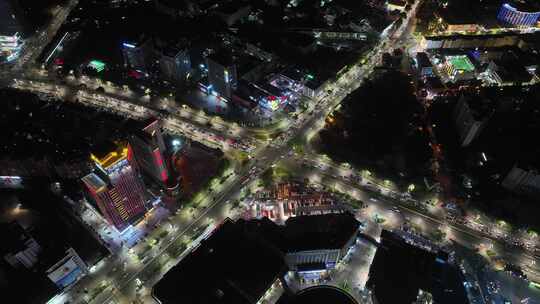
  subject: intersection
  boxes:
[1,1,539,303]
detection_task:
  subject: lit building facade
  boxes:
[443,55,476,82]
[497,3,540,27]
[206,52,237,99]
[248,183,352,223]
[122,38,152,71]
[128,119,178,193]
[82,145,147,231]
[0,0,25,63]
[46,248,88,289]
[159,45,191,84]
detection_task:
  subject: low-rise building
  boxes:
[1,221,41,270]
[152,213,362,303]
[283,213,360,281]
[502,164,540,198]
[45,248,88,289]
[443,55,476,82]
[278,67,325,99]
[152,218,288,304]
[367,230,468,304]
[248,182,353,222]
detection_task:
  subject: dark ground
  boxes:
[316,70,433,190]
[0,187,108,304]
[172,141,225,200]
[428,85,540,230]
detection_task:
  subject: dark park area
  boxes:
[316,70,432,189]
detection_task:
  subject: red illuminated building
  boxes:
[128,119,179,194]
[82,144,148,231]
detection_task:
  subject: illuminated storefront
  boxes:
[0,32,23,63]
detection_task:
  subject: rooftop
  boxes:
[367,230,468,304]
[446,55,475,72]
[459,94,496,121]
[90,142,128,169]
[153,214,360,303]
[152,218,287,304]
[81,173,107,193]
[207,50,235,67]
[416,52,432,68]
[283,213,359,252]
[277,285,358,304]
[504,1,540,13]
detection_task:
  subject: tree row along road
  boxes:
[302,154,539,255]
[29,6,398,304]
[291,160,540,283]
[12,2,530,303]
[10,78,257,153]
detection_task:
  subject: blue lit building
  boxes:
[497,3,540,27]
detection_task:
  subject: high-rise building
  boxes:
[497,3,540,28]
[128,119,173,186]
[0,0,25,63]
[159,44,191,84]
[453,95,491,147]
[122,37,152,71]
[82,144,147,231]
[206,51,237,99]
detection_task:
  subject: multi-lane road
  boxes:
[2,0,539,303]
[286,158,540,282]
[41,17,403,302]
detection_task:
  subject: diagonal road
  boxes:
[7,1,538,303]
